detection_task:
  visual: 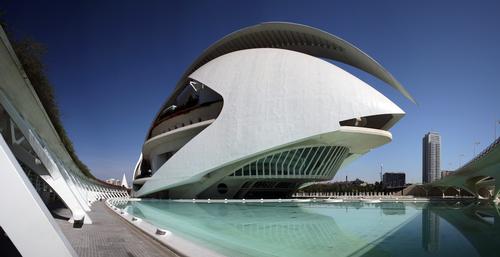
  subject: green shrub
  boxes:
[11,37,95,179]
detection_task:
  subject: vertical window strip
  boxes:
[328,147,345,176]
[266,155,273,177]
[280,151,291,177]
[314,146,332,177]
[244,164,249,176]
[326,147,347,177]
[303,147,322,176]
[268,154,276,178]
[262,155,268,176]
[301,147,316,177]
[250,162,257,177]
[319,147,341,177]
[291,149,304,176]
[330,148,349,176]
[314,146,331,176]
[273,152,283,177]
[321,147,342,177]
[285,149,298,176]
[307,146,327,176]
[298,148,312,177]
[315,147,334,178]
[256,158,263,177]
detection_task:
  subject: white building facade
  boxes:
[132,22,413,199]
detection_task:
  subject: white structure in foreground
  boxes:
[133,22,414,199]
[0,25,128,256]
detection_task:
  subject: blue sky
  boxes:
[2,0,499,183]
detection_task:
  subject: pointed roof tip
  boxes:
[121,173,129,188]
[392,79,417,105]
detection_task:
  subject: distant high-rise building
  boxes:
[382,172,406,189]
[440,170,454,178]
[422,132,441,183]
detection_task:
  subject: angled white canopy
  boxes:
[182,22,414,103]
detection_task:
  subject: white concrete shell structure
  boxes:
[0,25,129,256]
[133,22,413,199]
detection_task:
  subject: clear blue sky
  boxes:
[2,0,499,183]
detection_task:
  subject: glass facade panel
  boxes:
[227,146,349,179]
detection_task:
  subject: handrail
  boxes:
[457,137,500,171]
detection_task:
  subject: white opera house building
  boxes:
[132,22,414,199]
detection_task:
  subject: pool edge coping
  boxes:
[105,198,225,257]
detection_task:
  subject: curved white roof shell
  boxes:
[148,22,414,137]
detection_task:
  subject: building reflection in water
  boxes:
[123,201,418,257]
[119,201,500,257]
[381,202,406,215]
[422,207,440,252]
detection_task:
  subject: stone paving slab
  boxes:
[55,202,178,257]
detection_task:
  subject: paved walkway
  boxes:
[55,202,178,257]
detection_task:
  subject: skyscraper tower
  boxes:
[380,164,383,182]
[422,132,441,183]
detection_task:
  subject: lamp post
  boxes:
[458,154,465,168]
[473,141,481,156]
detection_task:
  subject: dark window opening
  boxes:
[136,160,152,179]
[154,80,223,128]
[133,183,144,191]
[217,183,228,194]
[339,114,394,130]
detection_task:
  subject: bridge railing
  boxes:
[458,136,500,171]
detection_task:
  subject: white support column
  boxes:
[38,173,92,224]
[67,171,91,208]
[58,165,91,211]
[0,93,92,223]
[88,181,97,203]
[104,187,110,198]
[99,185,105,199]
[82,181,92,203]
[78,176,92,204]
[100,186,105,198]
[90,183,98,202]
[92,184,100,201]
[27,135,92,223]
[0,136,77,257]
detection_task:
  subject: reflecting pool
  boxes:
[117,200,500,257]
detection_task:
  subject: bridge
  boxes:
[404,137,500,201]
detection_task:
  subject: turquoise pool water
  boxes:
[117,200,500,257]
